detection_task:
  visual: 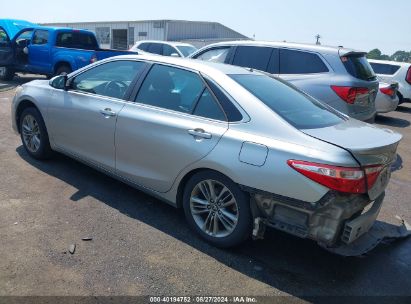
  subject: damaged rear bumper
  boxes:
[245,186,411,255]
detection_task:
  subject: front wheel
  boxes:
[183,171,252,248]
[20,107,53,160]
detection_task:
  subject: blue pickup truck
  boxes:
[0,19,135,80]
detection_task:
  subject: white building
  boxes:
[42,20,249,49]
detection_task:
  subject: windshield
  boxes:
[176,45,197,57]
[341,54,376,81]
[230,74,345,129]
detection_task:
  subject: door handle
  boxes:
[188,128,212,139]
[100,108,116,117]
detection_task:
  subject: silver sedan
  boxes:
[11,54,402,248]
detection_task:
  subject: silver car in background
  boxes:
[190,41,379,122]
[375,81,399,114]
[11,55,401,249]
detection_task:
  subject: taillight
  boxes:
[380,87,395,97]
[331,86,369,104]
[90,55,98,64]
[287,160,383,194]
[406,67,411,85]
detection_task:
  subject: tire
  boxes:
[397,92,404,105]
[183,170,252,248]
[0,67,15,81]
[20,107,53,160]
[54,65,72,76]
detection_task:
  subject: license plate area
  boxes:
[368,166,391,200]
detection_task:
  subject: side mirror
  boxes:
[170,53,180,57]
[23,46,29,55]
[49,75,68,90]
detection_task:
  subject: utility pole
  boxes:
[315,34,321,45]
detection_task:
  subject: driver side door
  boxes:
[47,60,147,171]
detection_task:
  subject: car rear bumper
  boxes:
[376,96,399,113]
[246,186,380,246]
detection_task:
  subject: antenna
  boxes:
[315,34,321,45]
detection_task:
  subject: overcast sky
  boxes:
[2,0,410,55]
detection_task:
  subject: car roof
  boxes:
[194,40,364,56]
[368,59,411,67]
[107,54,257,76]
[135,40,195,47]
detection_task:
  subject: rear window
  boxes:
[369,62,401,75]
[56,32,98,50]
[341,54,376,81]
[176,45,197,57]
[280,49,329,74]
[230,74,344,129]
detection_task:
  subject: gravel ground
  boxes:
[0,75,410,301]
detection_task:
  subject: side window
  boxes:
[76,33,98,50]
[193,89,226,121]
[194,47,230,63]
[148,43,163,55]
[56,33,73,47]
[163,44,179,56]
[370,63,400,75]
[138,42,150,51]
[204,78,243,122]
[136,64,204,113]
[232,46,274,72]
[32,30,49,45]
[280,49,329,74]
[72,60,145,99]
[0,28,9,43]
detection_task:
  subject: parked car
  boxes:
[0,19,136,80]
[375,81,399,114]
[130,40,197,57]
[368,59,411,104]
[190,41,379,122]
[11,54,401,249]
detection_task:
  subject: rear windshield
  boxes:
[341,54,376,81]
[56,32,98,50]
[176,45,197,57]
[230,74,344,129]
[369,62,401,75]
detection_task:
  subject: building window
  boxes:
[153,21,165,28]
[138,31,147,37]
[95,27,110,45]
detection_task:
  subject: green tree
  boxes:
[367,48,382,59]
[390,51,411,63]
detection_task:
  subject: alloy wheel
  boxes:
[190,179,239,238]
[22,114,41,153]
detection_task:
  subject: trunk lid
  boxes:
[302,119,402,199]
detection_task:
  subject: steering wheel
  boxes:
[104,80,127,99]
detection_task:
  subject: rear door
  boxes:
[230,45,279,75]
[115,63,228,192]
[0,27,13,65]
[28,29,51,73]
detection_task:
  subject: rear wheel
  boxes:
[183,171,252,248]
[54,65,72,76]
[20,107,53,160]
[0,67,15,81]
[397,92,404,105]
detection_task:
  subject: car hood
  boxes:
[302,119,402,167]
[0,19,36,40]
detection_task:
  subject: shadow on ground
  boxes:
[396,105,411,114]
[375,115,410,128]
[16,146,411,298]
[0,74,46,92]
